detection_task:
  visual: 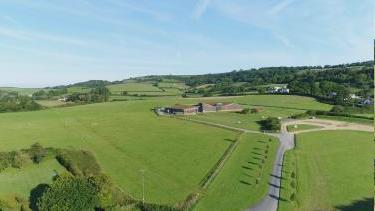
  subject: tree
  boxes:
[240,108,250,114]
[37,174,99,211]
[259,117,281,131]
[28,143,47,164]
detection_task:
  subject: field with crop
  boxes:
[279,130,373,211]
[0,98,237,205]
[195,133,278,211]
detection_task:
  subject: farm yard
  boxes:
[279,130,373,211]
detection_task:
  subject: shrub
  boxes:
[291,172,296,178]
[290,193,296,201]
[27,143,47,164]
[251,107,263,113]
[259,117,281,131]
[330,105,345,113]
[240,108,250,114]
[290,180,296,188]
[37,174,99,211]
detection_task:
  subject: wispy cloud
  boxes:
[193,0,211,19]
[0,26,90,46]
[268,0,295,16]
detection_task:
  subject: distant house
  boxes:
[349,94,361,100]
[268,86,289,94]
[359,98,374,106]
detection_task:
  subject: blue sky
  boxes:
[0,0,373,87]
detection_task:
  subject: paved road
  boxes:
[248,130,294,211]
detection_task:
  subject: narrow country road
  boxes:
[247,127,294,211]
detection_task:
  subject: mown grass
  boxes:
[279,130,373,211]
[0,99,236,205]
[286,124,323,132]
[195,133,278,211]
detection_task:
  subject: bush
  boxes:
[27,143,47,164]
[330,105,345,113]
[290,180,296,188]
[37,174,99,211]
[251,107,263,113]
[259,117,281,131]
[290,193,296,201]
[240,108,250,114]
[291,172,296,178]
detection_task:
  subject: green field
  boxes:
[107,82,162,93]
[286,124,323,132]
[0,98,237,205]
[195,133,278,211]
[0,159,66,199]
[0,87,41,96]
[279,130,373,211]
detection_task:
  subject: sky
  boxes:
[0,0,373,87]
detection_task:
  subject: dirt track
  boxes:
[282,118,373,134]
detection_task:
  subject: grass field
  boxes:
[195,133,278,211]
[0,87,41,96]
[0,99,237,205]
[107,82,162,94]
[0,159,66,199]
[36,100,67,108]
[279,130,373,211]
[286,124,323,132]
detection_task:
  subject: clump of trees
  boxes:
[0,91,42,113]
[32,88,68,100]
[259,117,281,131]
[0,143,48,172]
[66,86,110,103]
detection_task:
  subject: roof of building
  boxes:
[170,104,197,109]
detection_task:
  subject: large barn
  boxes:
[163,102,242,115]
[165,104,199,115]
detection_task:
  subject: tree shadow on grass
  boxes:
[252,151,263,156]
[240,180,252,186]
[224,138,236,143]
[29,183,50,211]
[242,165,253,170]
[334,198,373,211]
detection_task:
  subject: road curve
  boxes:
[247,131,294,211]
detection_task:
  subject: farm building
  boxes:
[164,104,199,115]
[215,102,243,112]
[162,102,242,115]
[197,103,217,112]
